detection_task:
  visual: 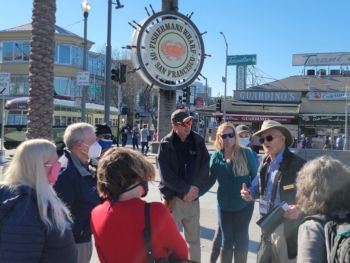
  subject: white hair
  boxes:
[1,139,72,235]
[63,122,95,150]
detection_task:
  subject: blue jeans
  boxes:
[218,202,254,251]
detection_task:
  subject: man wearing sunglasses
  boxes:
[157,109,210,262]
[240,120,306,263]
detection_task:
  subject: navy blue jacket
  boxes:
[54,150,101,244]
[0,185,77,263]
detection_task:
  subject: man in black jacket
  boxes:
[54,123,102,263]
[157,109,210,262]
[241,120,306,263]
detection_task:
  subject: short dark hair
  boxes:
[96,147,155,198]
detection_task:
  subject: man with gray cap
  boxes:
[240,120,306,263]
[157,109,210,261]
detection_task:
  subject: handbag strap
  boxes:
[144,203,155,263]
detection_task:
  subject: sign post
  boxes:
[0,72,10,163]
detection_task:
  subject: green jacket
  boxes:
[201,147,258,211]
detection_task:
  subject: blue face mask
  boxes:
[98,139,113,150]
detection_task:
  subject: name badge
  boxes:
[283,184,295,190]
[259,195,268,214]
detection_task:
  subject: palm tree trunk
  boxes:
[27,0,56,140]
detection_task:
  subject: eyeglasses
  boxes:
[259,135,281,144]
[178,120,193,128]
[220,132,235,139]
[44,161,61,167]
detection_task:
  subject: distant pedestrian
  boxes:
[0,139,77,262]
[300,134,307,149]
[335,134,344,150]
[140,124,150,156]
[157,109,210,261]
[119,124,129,147]
[153,128,158,141]
[323,136,330,150]
[131,122,140,150]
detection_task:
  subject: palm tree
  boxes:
[26,0,56,140]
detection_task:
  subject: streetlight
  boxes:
[81,0,91,122]
[220,32,228,122]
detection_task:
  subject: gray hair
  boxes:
[296,155,350,215]
[63,123,95,150]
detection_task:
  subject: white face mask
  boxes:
[239,137,250,147]
[82,141,102,159]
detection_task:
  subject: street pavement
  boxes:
[0,140,261,263]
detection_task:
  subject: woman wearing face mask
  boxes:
[236,125,260,168]
[91,147,189,263]
[0,139,77,262]
[200,122,257,263]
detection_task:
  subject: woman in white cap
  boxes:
[201,122,257,263]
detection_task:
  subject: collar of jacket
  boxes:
[161,130,203,149]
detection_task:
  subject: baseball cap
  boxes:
[171,109,193,124]
[235,125,250,135]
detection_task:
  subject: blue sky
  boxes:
[1,0,349,97]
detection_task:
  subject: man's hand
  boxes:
[240,183,253,201]
[184,186,199,201]
[283,205,300,219]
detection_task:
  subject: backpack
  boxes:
[302,214,350,263]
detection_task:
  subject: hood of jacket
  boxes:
[0,185,36,220]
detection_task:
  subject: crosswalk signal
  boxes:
[179,104,184,109]
[216,99,222,112]
[111,68,120,82]
[215,116,222,122]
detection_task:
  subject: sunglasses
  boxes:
[259,135,281,144]
[220,132,235,139]
[178,120,193,128]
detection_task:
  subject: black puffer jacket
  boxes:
[0,185,77,263]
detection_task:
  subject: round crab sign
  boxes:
[130,11,205,90]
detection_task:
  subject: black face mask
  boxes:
[123,181,149,197]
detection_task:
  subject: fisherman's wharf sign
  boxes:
[130,11,205,90]
[146,20,199,82]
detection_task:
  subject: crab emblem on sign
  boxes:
[161,40,186,60]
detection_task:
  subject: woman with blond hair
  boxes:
[201,122,257,263]
[91,147,188,263]
[0,139,77,262]
[296,156,350,263]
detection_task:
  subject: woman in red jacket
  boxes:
[91,147,189,263]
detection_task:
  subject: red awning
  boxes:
[225,114,294,123]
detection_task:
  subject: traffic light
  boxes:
[120,64,126,83]
[216,99,222,112]
[179,104,184,109]
[215,116,222,122]
[182,88,187,104]
[178,95,182,103]
[121,107,128,115]
[186,86,191,103]
[111,68,119,82]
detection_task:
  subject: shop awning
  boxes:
[226,114,294,123]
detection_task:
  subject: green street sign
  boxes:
[227,54,257,66]
[90,87,101,92]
